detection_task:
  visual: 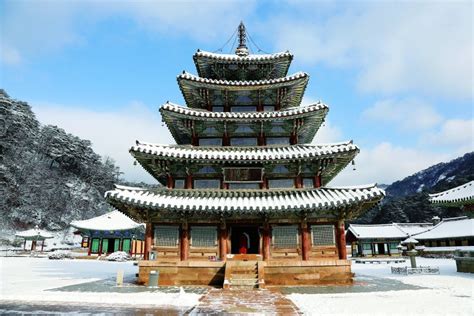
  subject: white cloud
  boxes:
[331,142,451,186]
[362,98,442,131]
[424,119,474,153]
[33,101,173,183]
[1,0,256,65]
[270,2,472,99]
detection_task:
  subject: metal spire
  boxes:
[235,22,249,56]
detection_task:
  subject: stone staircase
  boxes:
[223,254,265,289]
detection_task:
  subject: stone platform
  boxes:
[187,288,301,315]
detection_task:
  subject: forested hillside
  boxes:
[354,152,474,224]
[0,90,121,241]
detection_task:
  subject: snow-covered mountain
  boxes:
[355,152,474,224]
[0,90,121,243]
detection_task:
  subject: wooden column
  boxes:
[219,224,228,260]
[337,220,347,260]
[301,222,311,260]
[144,223,153,260]
[23,239,26,250]
[290,132,298,145]
[257,132,265,146]
[223,132,230,146]
[262,223,271,261]
[166,174,174,189]
[314,174,322,188]
[98,238,103,256]
[41,240,45,252]
[87,239,92,256]
[185,174,193,189]
[257,89,263,112]
[295,174,303,189]
[180,223,189,261]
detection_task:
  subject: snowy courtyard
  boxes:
[0,256,472,315]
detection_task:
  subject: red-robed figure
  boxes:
[239,234,248,254]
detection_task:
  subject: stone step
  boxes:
[231,273,258,279]
[229,278,258,286]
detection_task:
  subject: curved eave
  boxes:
[160,102,329,144]
[105,184,385,221]
[129,142,359,185]
[177,72,309,110]
[193,50,293,79]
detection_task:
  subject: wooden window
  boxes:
[228,183,260,189]
[193,179,221,189]
[174,179,185,189]
[303,178,314,188]
[154,225,179,247]
[268,179,294,189]
[191,226,217,248]
[311,225,335,246]
[223,167,263,183]
[230,137,258,146]
[231,106,257,112]
[272,225,298,248]
[266,137,290,145]
[199,138,222,146]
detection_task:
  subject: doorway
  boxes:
[377,243,386,255]
[230,226,260,254]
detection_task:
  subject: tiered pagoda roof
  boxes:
[178,72,308,110]
[105,22,384,221]
[106,184,384,221]
[193,50,293,80]
[160,101,328,144]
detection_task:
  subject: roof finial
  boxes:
[235,21,249,57]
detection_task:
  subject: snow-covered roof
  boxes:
[160,101,328,120]
[414,217,474,240]
[394,223,433,236]
[15,228,54,240]
[178,71,308,86]
[347,224,408,239]
[193,50,293,62]
[70,210,143,232]
[105,184,385,219]
[429,181,474,205]
[130,141,358,162]
[401,237,419,244]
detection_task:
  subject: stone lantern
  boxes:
[402,237,419,268]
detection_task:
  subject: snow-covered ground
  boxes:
[288,257,474,315]
[0,257,201,311]
[1,257,473,315]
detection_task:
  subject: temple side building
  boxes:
[70,210,145,256]
[429,180,474,211]
[105,23,384,287]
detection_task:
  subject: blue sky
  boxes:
[1,0,472,185]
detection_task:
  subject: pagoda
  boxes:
[105,23,385,287]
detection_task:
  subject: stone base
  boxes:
[138,259,352,286]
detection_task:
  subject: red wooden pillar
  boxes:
[144,223,153,260]
[185,174,193,189]
[260,175,268,190]
[219,225,228,260]
[141,240,144,255]
[223,132,230,146]
[301,222,310,260]
[337,220,347,260]
[180,223,189,261]
[257,132,265,146]
[98,238,103,256]
[166,174,174,189]
[314,174,322,188]
[88,238,92,256]
[262,224,271,261]
[295,174,303,189]
[290,132,298,145]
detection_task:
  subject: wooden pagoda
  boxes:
[105,23,385,287]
